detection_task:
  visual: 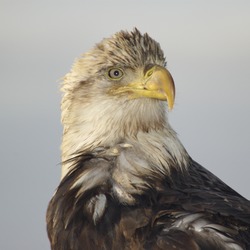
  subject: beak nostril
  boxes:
[147,71,153,77]
[144,63,155,75]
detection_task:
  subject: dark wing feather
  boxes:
[154,160,250,249]
[47,154,250,250]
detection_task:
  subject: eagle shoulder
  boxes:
[47,147,250,250]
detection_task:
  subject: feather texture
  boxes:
[47,147,250,249]
[47,29,250,249]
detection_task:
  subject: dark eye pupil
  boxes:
[108,68,123,79]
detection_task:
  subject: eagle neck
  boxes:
[61,98,189,179]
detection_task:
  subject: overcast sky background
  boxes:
[1,1,250,249]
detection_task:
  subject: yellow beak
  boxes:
[127,65,175,110]
[109,65,175,110]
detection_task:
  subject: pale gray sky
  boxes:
[1,1,250,249]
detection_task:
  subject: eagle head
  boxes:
[60,28,187,179]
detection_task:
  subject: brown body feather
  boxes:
[47,148,250,249]
[47,29,250,249]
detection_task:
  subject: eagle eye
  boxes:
[107,68,124,80]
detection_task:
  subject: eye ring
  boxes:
[107,68,124,80]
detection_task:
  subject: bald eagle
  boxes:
[46,29,250,250]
